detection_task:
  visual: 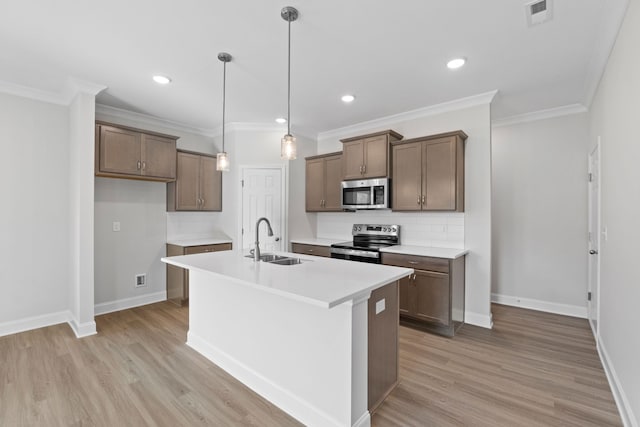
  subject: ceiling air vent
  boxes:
[526,0,553,26]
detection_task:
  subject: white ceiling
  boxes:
[0,0,628,135]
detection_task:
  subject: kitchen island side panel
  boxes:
[186,269,369,427]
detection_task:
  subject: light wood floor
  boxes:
[0,303,621,426]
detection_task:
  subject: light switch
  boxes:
[112,221,121,232]
[375,298,385,314]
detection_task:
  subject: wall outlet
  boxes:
[112,221,121,232]
[135,274,146,287]
[375,298,386,314]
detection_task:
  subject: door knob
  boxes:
[275,237,280,242]
[589,250,598,255]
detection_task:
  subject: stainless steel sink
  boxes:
[268,257,303,265]
[244,253,290,262]
[244,253,301,264]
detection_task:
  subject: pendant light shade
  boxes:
[217,52,232,171]
[281,6,298,160]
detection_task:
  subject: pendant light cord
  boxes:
[222,60,227,152]
[287,17,291,136]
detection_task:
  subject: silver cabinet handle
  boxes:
[275,237,280,242]
[201,198,205,207]
[137,160,141,170]
[308,249,314,252]
[142,161,146,170]
[422,195,425,204]
[589,250,598,255]
[418,195,421,205]
[408,261,419,265]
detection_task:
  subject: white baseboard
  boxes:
[0,310,71,338]
[94,291,167,316]
[353,411,371,427]
[68,316,97,338]
[491,293,587,318]
[465,311,493,329]
[187,331,348,427]
[597,336,638,427]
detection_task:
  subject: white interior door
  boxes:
[587,143,601,337]
[241,167,284,253]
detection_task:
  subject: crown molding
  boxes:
[95,104,215,136]
[491,104,588,128]
[63,78,107,103]
[0,78,106,106]
[0,79,68,105]
[317,90,498,142]
[582,0,629,108]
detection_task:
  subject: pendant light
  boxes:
[217,52,232,171]
[280,6,299,160]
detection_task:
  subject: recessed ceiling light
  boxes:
[341,94,356,103]
[275,117,287,124]
[152,75,172,85]
[446,58,466,70]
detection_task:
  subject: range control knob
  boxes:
[358,226,362,231]
[383,227,388,232]
[391,227,397,232]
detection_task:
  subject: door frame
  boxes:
[587,141,601,338]
[237,164,288,253]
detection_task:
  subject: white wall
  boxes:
[588,0,639,424]
[94,108,218,310]
[214,125,317,251]
[491,113,590,316]
[0,93,70,328]
[317,101,493,328]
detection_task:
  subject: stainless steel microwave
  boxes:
[341,178,390,209]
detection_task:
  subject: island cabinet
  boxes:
[167,151,222,211]
[391,130,467,212]
[382,252,465,337]
[166,242,232,306]
[340,130,403,180]
[305,152,343,211]
[291,243,331,257]
[95,122,177,182]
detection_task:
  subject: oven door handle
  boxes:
[330,247,379,258]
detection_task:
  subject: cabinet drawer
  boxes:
[381,253,449,273]
[185,243,232,255]
[291,243,331,258]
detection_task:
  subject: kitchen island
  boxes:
[161,250,412,427]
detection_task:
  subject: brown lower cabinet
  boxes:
[382,252,465,337]
[166,242,232,306]
[290,243,331,258]
[368,280,399,414]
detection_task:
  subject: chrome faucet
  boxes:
[253,217,274,261]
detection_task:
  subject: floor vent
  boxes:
[526,0,553,26]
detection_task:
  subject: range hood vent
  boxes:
[526,0,553,26]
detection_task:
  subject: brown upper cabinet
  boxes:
[167,150,222,211]
[95,122,177,182]
[391,130,467,212]
[340,130,403,180]
[305,152,343,212]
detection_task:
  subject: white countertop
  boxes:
[167,237,233,247]
[289,237,346,247]
[380,245,468,259]
[162,251,412,309]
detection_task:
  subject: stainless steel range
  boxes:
[330,224,400,263]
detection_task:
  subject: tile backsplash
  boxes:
[317,211,464,249]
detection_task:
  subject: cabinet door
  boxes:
[424,137,457,210]
[142,134,177,179]
[363,135,388,178]
[305,158,325,211]
[342,140,365,180]
[99,126,141,175]
[392,142,423,211]
[398,275,411,316]
[412,270,450,326]
[200,156,221,211]
[323,154,343,211]
[175,152,201,211]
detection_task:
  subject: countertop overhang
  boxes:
[162,251,412,309]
